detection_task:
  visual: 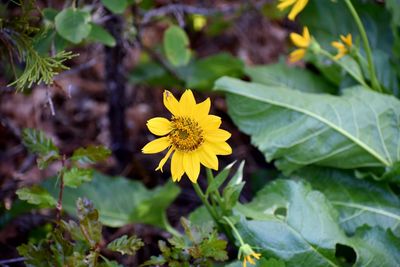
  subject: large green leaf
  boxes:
[245,63,336,94]
[101,0,128,14]
[55,8,92,44]
[214,77,400,177]
[236,179,400,266]
[297,167,400,236]
[236,180,350,267]
[163,25,191,67]
[46,172,180,228]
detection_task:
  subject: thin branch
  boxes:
[56,155,66,223]
[0,257,26,265]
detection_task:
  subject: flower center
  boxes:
[169,116,204,152]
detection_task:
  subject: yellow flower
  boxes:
[239,244,261,267]
[277,0,309,21]
[331,33,353,60]
[289,26,311,63]
[142,90,232,183]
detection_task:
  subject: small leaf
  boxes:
[107,235,144,255]
[76,198,102,247]
[163,25,191,67]
[55,8,92,44]
[22,128,59,157]
[71,145,111,164]
[88,23,116,47]
[42,8,58,21]
[64,167,94,188]
[222,161,245,210]
[16,186,57,207]
[206,162,236,196]
[101,0,128,14]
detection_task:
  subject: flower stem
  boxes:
[222,216,245,246]
[344,0,381,92]
[162,212,182,237]
[319,49,372,90]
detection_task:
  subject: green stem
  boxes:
[222,216,245,246]
[320,49,372,90]
[162,212,182,237]
[206,168,224,205]
[344,0,381,92]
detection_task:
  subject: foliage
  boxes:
[107,235,144,256]
[163,25,191,67]
[141,218,228,267]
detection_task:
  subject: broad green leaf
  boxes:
[184,53,243,90]
[101,0,128,14]
[352,226,400,266]
[215,77,400,176]
[71,145,111,164]
[163,25,191,67]
[22,128,59,157]
[237,180,350,267]
[88,23,116,47]
[245,63,336,94]
[46,172,180,228]
[107,235,143,255]
[297,167,400,236]
[16,186,57,207]
[226,258,285,267]
[63,167,94,188]
[42,8,58,21]
[188,206,214,227]
[55,8,92,44]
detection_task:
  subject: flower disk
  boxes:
[142,90,232,183]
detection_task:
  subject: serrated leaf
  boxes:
[245,63,336,94]
[45,172,180,228]
[16,186,57,207]
[88,23,116,47]
[55,8,92,44]
[101,0,128,14]
[297,167,400,236]
[22,128,59,157]
[107,235,144,255]
[163,25,191,67]
[64,167,94,188]
[71,145,111,164]
[76,198,102,247]
[215,78,400,177]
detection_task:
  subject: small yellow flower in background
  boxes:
[331,33,353,60]
[239,244,262,267]
[142,90,232,183]
[193,14,207,31]
[289,26,311,63]
[277,0,309,21]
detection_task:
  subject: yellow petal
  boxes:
[200,115,222,130]
[198,146,219,170]
[277,0,296,10]
[195,97,211,121]
[290,32,308,48]
[163,90,180,116]
[331,41,344,50]
[252,253,261,259]
[288,0,309,21]
[341,34,352,47]
[247,256,255,265]
[155,147,174,172]
[289,48,306,63]
[179,89,196,117]
[242,257,247,267]
[171,151,184,181]
[183,152,200,183]
[302,26,310,43]
[205,141,232,155]
[205,129,231,142]
[142,137,170,154]
[147,117,172,136]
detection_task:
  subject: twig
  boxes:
[0,257,26,266]
[56,154,66,223]
[46,86,56,116]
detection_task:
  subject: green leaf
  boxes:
[297,167,400,236]
[352,226,400,266]
[237,179,351,267]
[63,167,94,188]
[71,145,111,164]
[55,8,92,44]
[101,0,128,14]
[42,8,58,22]
[88,23,116,47]
[223,161,245,210]
[184,53,243,90]
[206,161,235,196]
[163,25,191,67]
[107,235,144,255]
[215,77,400,176]
[16,185,57,207]
[76,198,102,247]
[22,128,59,156]
[46,172,180,228]
[245,63,336,94]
